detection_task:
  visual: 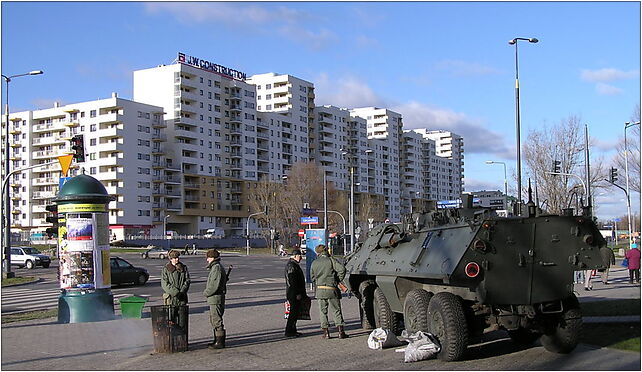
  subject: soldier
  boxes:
[284,248,306,337]
[203,249,227,349]
[161,250,191,306]
[599,246,616,284]
[310,244,349,339]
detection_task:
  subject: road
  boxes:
[1,253,640,370]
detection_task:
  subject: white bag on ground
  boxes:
[396,330,441,363]
[367,328,405,349]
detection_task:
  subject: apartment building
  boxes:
[0,94,164,237]
[349,107,403,221]
[3,53,466,237]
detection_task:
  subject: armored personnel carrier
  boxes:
[344,195,606,361]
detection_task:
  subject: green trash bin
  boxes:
[119,296,147,318]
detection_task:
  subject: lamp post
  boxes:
[323,169,328,247]
[349,165,354,254]
[246,210,265,256]
[163,214,170,249]
[2,70,44,279]
[508,37,538,215]
[624,121,640,249]
[485,160,508,210]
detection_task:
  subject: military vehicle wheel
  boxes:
[358,280,376,329]
[541,296,582,354]
[403,289,433,333]
[373,286,402,335]
[427,292,468,362]
[507,328,541,345]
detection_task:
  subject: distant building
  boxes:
[468,190,506,210]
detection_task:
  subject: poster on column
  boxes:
[58,213,110,290]
[304,229,326,283]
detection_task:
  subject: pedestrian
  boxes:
[625,243,641,284]
[574,270,585,284]
[310,244,349,339]
[284,248,307,337]
[584,268,594,291]
[161,250,191,306]
[203,249,228,349]
[599,246,616,284]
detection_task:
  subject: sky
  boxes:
[1,1,640,221]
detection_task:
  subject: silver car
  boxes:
[141,246,170,259]
[10,246,51,269]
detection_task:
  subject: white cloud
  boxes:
[580,68,639,82]
[595,82,624,96]
[314,73,388,108]
[144,3,332,49]
[314,74,513,158]
[463,177,504,192]
[392,101,513,158]
[434,60,501,77]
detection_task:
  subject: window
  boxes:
[90,110,96,118]
[90,124,96,132]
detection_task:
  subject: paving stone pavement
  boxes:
[1,263,639,370]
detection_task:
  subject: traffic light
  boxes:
[45,204,59,237]
[70,134,85,162]
[552,160,561,174]
[610,167,618,183]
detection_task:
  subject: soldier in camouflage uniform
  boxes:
[310,244,349,339]
[203,249,228,349]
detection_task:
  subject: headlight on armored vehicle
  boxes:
[465,262,481,278]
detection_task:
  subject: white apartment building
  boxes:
[349,107,403,221]
[0,94,164,237]
[411,129,464,202]
[3,53,466,237]
[246,72,315,173]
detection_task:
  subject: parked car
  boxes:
[110,257,148,286]
[10,246,51,269]
[141,246,170,259]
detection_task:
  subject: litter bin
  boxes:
[119,296,148,319]
[151,305,189,353]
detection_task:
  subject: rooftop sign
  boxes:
[177,52,246,81]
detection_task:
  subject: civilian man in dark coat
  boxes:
[284,249,306,337]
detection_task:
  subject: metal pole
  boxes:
[246,211,264,256]
[623,121,639,248]
[3,76,11,278]
[349,166,354,255]
[584,124,592,215]
[502,163,508,210]
[513,41,522,214]
[323,170,328,247]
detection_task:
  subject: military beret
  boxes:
[291,249,302,256]
[315,245,326,254]
[169,250,180,258]
[206,249,220,259]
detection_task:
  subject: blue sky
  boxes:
[2,1,640,220]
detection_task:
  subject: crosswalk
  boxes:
[1,276,162,314]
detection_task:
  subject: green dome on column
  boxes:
[55,174,114,203]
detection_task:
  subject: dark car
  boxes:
[110,257,148,286]
[141,246,170,259]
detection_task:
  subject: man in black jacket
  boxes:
[284,249,306,337]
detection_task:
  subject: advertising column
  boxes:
[55,174,115,323]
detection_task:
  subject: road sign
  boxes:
[301,216,319,225]
[58,154,74,177]
[301,208,317,216]
[298,229,305,237]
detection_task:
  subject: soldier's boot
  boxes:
[207,330,217,348]
[213,330,226,349]
[337,325,349,339]
[321,328,331,339]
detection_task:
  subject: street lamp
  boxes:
[163,214,170,249]
[323,169,328,247]
[624,121,640,249]
[508,37,538,215]
[2,70,43,279]
[485,160,508,210]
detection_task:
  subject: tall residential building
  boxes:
[349,107,403,221]
[0,94,164,237]
[411,129,464,201]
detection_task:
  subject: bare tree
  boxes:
[614,104,640,193]
[523,115,608,214]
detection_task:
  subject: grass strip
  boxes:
[1,309,58,324]
[1,276,37,287]
[580,322,640,352]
